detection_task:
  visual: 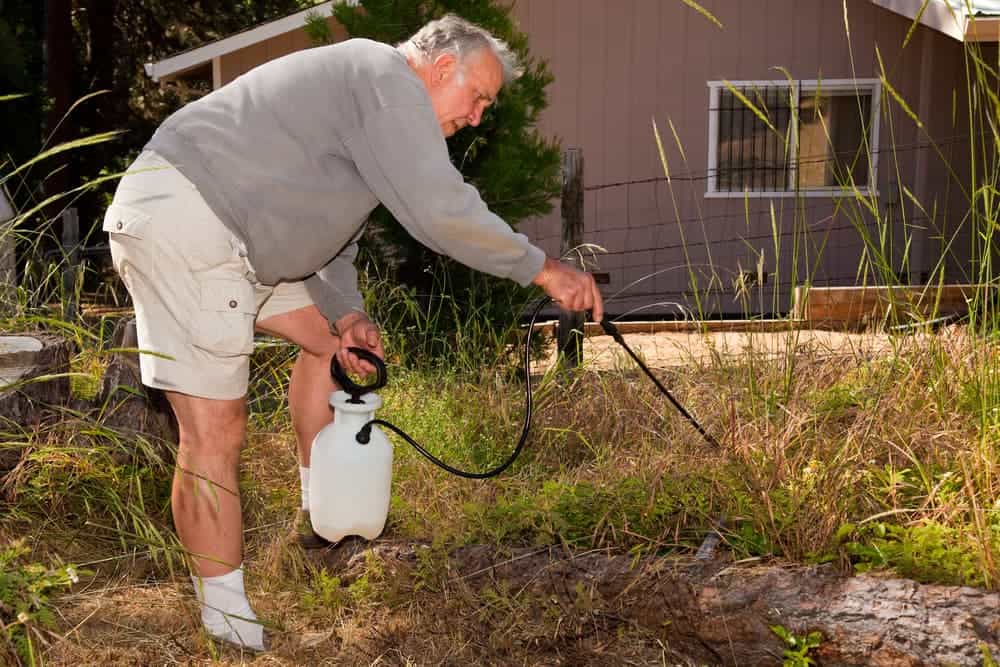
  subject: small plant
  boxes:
[982,642,999,667]
[770,625,823,667]
[301,567,348,616]
[840,521,989,587]
[346,550,385,606]
[413,539,450,593]
[0,540,82,665]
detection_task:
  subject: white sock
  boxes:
[191,565,265,651]
[299,466,310,510]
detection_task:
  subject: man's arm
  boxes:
[305,240,365,325]
[344,103,545,287]
[305,243,387,376]
[344,102,603,319]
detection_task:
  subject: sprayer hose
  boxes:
[358,297,720,479]
[354,299,725,559]
[358,298,548,479]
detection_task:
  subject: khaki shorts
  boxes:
[104,150,314,399]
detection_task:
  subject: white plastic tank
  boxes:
[309,390,393,542]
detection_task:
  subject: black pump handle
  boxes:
[330,346,388,402]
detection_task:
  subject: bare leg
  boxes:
[165,390,266,649]
[256,305,339,466]
[165,391,248,577]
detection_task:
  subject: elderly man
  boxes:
[104,14,603,651]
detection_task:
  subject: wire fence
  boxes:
[531,136,968,315]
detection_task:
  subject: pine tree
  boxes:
[320,0,561,354]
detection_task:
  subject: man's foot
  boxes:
[207,624,270,654]
[294,508,333,550]
[202,606,269,653]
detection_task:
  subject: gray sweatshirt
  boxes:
[145,38,546,323]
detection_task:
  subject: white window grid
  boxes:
[706,78,882,198]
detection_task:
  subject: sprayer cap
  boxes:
[330,390,382,412]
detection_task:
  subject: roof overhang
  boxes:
[871,0,968,40]
[871,0,1000,41]
[144,0,356,82]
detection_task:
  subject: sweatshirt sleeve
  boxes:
[305,240,366,324]
[343,103,546,287]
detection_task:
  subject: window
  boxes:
[707,79,881,196]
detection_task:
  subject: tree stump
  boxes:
[0,334,74,472]
[97,318,178,447]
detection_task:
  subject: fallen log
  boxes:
[311,541,999,666]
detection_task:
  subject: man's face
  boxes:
[426,49,502,138]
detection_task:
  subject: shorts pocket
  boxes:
[102,203,150,239]
[192,278,256,356]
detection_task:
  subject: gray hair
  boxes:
[398,14,523,85]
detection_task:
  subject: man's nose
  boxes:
[468,106,483,127]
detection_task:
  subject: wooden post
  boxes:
[557,148,585,367]
[61,207,79,321]
[0,185,16,312]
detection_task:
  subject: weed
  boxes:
[983,642,999,667]
[413,539,450,593]
[841,520,991,587]
[347,550,385,607]
[770,625,823,667]
[3,421,178,570]
[0,539,82,665]
[301,567,348,617]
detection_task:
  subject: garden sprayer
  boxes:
[307,297,720,544]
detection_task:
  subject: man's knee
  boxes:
[256,305,337,358]
[166,392,248,455]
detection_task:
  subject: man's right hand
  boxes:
[332,311,385,377]
[531,257,605,322]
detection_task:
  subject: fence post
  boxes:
[557,148,585,367]
[61,207,79,321]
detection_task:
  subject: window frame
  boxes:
[706,78,882,199]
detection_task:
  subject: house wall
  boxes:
[511,0,974,318]
[217,16,347,84]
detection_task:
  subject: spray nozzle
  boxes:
[330,347,388,403]
[598,316,625,344]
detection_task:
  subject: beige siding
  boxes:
[512,0,972,317]
[218,17,347,85]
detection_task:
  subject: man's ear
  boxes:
[431,53,458,85]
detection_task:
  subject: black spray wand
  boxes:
[598,317,721,449]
